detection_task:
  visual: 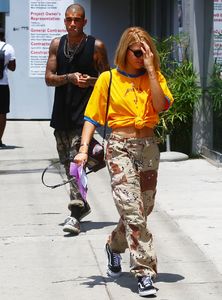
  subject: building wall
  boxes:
[6,0,54,119]
[90,0,130,67]
[182,0,214,154]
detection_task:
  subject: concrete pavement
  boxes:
[0,120,222,300]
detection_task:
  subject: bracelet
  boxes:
[80,142,89,147]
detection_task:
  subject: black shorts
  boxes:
[0,85,10,114]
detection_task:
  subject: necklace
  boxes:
[63,34,87,62]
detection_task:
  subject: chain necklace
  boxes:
[63,34,87,62]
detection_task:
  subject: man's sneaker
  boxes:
[138,275,157,297]
[78,201,91,221]
[105,243,121,278]
[63,217,80,234]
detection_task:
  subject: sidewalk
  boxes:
[0,120,222,300]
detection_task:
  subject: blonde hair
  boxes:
[114,27,160,70]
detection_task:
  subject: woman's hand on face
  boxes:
[141,41,155,71]
[73,152,88,166]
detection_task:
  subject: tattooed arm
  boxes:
[80,39,110,87]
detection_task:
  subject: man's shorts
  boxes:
[0,85,10,114]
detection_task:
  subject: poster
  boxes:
[214,0,222,62]
[29,0,73,77]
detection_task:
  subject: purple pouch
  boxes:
[70,162,88,201]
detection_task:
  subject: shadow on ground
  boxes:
[0,145,23,150]
[80,271,184,295]
[60,221,117,237]
[81,221,117,232]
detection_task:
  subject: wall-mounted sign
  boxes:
[214,0,222,62]
[29,0,73,77]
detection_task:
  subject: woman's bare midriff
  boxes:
[112,126,154,138]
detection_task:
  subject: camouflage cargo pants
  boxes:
[106,133,160,278]
[54,129,88,219]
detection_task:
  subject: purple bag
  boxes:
[70,162,88,201]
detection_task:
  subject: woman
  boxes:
[74,27,174,297]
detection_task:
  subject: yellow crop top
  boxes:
[84,68,174,129]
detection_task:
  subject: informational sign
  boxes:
[214,0,222,62]
[29,0,73,77]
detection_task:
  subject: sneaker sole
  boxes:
[139,288,157,297]
[63,226,80,234]
[107,268,121,278]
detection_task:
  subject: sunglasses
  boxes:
[128,48,143,58]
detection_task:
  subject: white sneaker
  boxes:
[63,217,80,234]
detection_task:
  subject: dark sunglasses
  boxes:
[128,48,143,58]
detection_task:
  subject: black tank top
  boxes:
[50,34,98,130]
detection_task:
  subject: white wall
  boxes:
[6,0,54,119]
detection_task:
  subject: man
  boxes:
[0,28,16,148]
[45,3,109,235]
